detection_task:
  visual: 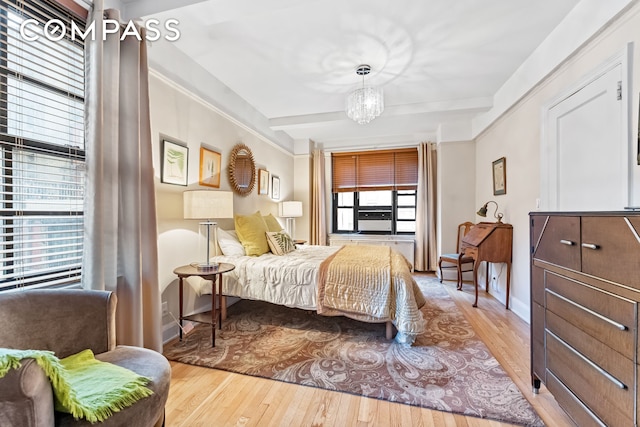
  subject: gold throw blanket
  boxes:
[317,244,426,343]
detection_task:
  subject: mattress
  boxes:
[188,244,340,311]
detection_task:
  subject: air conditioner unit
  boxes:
[358,210,392,232]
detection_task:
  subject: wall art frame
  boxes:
[492,157,506,196]
[271,175,280,200]
[199,146,222,188]
[258,169,269,195]
[161,137,188,186]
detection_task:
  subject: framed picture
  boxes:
[161,137,188,186]
[492,157,506,196]
[199,147,221,188]
[258,169,269,195]
[271,175,280,200]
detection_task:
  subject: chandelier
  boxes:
[346,64,384,124]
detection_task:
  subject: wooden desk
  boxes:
[173,263,235,347]
[460,222,513,309]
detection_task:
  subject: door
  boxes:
[543,62,627,211]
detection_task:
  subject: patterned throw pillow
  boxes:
[266,231,296,255]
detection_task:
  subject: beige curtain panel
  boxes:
[82,1,162,352]
[415,142,438,272]
[311,149,327,245]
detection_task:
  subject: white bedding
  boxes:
[189,245,341,310]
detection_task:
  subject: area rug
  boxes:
[163,276,543,426]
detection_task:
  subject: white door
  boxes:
[543,62,627,211]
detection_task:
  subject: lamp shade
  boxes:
[279,201,303,218]
[183,190,234,219]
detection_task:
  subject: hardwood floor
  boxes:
[164,275,574,426]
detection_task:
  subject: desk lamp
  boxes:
[477,201,504,223]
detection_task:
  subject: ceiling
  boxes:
[120,0,582,150]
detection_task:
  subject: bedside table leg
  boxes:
[220,296,227,321]
[211,274,217,347]
[179,277,184,341]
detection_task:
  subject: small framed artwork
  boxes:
[161,137,188,186]
[199,147,221,188]
[271,175,280,200]
[258,169,269,195]
[492,157,506,196]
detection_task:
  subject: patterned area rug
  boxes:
[163,276,543,426]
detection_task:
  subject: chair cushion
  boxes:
[440,253,474,263]
[55,346,170,427]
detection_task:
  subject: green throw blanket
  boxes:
[0,348,153,423]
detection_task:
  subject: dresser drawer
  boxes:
[546,331,634,426]
[545,272,636,359]
[581,216,640,289]
[546,371,606,427]
[533,216,580,271]
[546,311,633,388]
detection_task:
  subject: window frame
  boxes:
[0,0,85,291]
[332,189,417,235]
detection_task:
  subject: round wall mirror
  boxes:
[228,143,256,196]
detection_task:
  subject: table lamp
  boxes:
[184,190,234,272]
[278,200,303,239]
[476,200,504,223]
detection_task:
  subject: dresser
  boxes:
[530,211,640,427]
[328,234,415,270]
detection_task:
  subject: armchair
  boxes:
[0,289,170,427]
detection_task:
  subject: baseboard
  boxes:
[163,322,179,344]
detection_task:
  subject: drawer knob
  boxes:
[559,239,574,246]
[581,243,599,250]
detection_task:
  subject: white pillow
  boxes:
[217,229,245,256]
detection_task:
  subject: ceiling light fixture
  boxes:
[346,64,384,125]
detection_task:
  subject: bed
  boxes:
[188,228,426,344]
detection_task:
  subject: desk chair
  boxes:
[439,222,475,290]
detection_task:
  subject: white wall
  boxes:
[292,139,313,242]
[436,141,476,255]
[149,73,294,342]
[475,1,640,321]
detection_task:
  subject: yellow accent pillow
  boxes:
[235,211,270,256]
[263,213,283,232]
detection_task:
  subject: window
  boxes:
[332,149,418,234]
[0,0,85,291]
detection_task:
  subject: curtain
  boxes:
[415,142,438,271]
[311,149,327,245]
[82,0,162,352]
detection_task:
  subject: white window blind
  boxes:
[0,0,85,290]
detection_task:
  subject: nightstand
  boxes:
[294,239,307,245]
[173,263,235,347]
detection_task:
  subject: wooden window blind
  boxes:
[394,149,419,190]
[332,148,418,193]
[0,0,85,290]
